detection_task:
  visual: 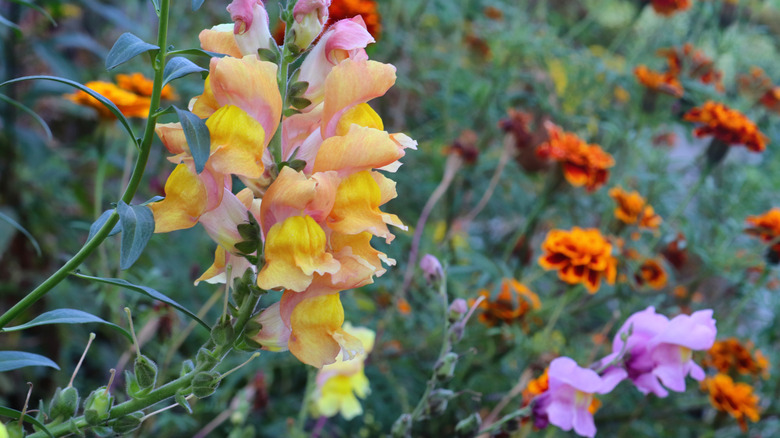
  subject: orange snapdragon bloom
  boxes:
[633,259,668,289]
[609,187,662,229]
[475,278,540,327]
[650,0,691,15]
[538,227,617,293]
[683,101,768,152]
[703,338,770,379]
[634,65,684,97]
[536,122,614,192]
[746,208,780,257]
[702,374,760,432]
[66,81,152,119]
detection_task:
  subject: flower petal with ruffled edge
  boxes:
[288,294,363,367]
[199,24,242,58]
[150,163,209,233]
[312,126,405,175]
[205,105,266,179]
[256,215,340,292]
[209,56,282,145]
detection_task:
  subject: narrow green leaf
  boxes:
[0,211,41,257]
[167,48,224,58]
[192,0,206,11]
[105,32,159,71]
[163,57,207,87]
[173,106,210,174]
[116,201,154,270]
[87,209,122,243]
[0,351,59,372]
[0,92,53,140]
[0,13,22,35]
[3,309,132,341]
[8,0,57,25]
[0,406,54,438]
[290,96,311,110]
[71,273,212,331]
[0,75,137,145]
[150,0,161,14]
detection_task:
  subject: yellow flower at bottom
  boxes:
[288,294,363,368]
[257,215,340,292]
[702,374,760,432]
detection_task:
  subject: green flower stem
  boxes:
[477,407,531,436]
[0,0,171,331]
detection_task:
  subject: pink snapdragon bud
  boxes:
[227,0,272,57]
[533,357,626,438]
[291,0,331,50]
[603,306,716,397]
[449,298,468,315]
[420,253,444,283]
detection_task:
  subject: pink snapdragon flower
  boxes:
[292,0,331,49]
[604,306,717,397]
[533,357,626,438]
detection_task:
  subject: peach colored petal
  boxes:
[288,294,363,367]
[321,59,396,138]
[209,56,282,146]
[191,76,220,119]
[312,125,404,175]
[199,25,242,58]
[155,122,188,155]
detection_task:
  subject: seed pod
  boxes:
[390,413,412,438]
[192,371,221,398]
[210,317,235,347]
[83,386,113,425]
[455,413,482,436]
[180,359,195,377]
[108,411,143,434]
[49,386,79,421]
[427,389,456,416]
[434,352,459,382]
[134,355,158,390]
[195,348,219,370]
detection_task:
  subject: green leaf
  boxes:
[0,75,138,145]
[0,92,53,140]
[87,209,122,243]
[0,351,59,372]
[71,273,212,331]
[8,0,56,26]
[151,0,161,14]
[290,96,312,110]
[192,0,206,11]
[0,211,41,257]
[3,309,132,341]
[105,32,159,71]
[168,48,224,58]
[116,201,154,270]
[287,80,309,98]
[0,406,54,438]
[173,106,210,174]
[0,13,22,35]
[163,56,207,87]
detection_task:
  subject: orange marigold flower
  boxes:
[683,101,768,152]
[608,186,662,229]
[522,368,549,405]
[658,44,724,92]
[650,0,691,15]
[328,0,381,39]
[704,338,771,379]
[116,72,177,100]
[538,227,617,293]
[396,297,411,315]
[476,278,540,327]
[634,65,684,97]
[759,87,780,113]
[536,122,615,192]
[634,259,668,289]
[737,66,773,98]
[702,374,760,432]
[65,81,152,119]
[745,208,780,253]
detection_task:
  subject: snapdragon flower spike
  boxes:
[533,357,626,438]
[604,306,717,397]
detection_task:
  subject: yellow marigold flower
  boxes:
[634,65,684,97]
[538,227,617,293]
[746,208,780,254]
[702,374,760,432]
[650,0,691,15]
[328,0,381,39]
[536,122,615,192]
[476,278,540,327]
[703,338,771,379]
[115,72,177,100]
[633,259,668,290]
[66,81,151,119]
[683,101,768,153]
[311,323,375,420]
